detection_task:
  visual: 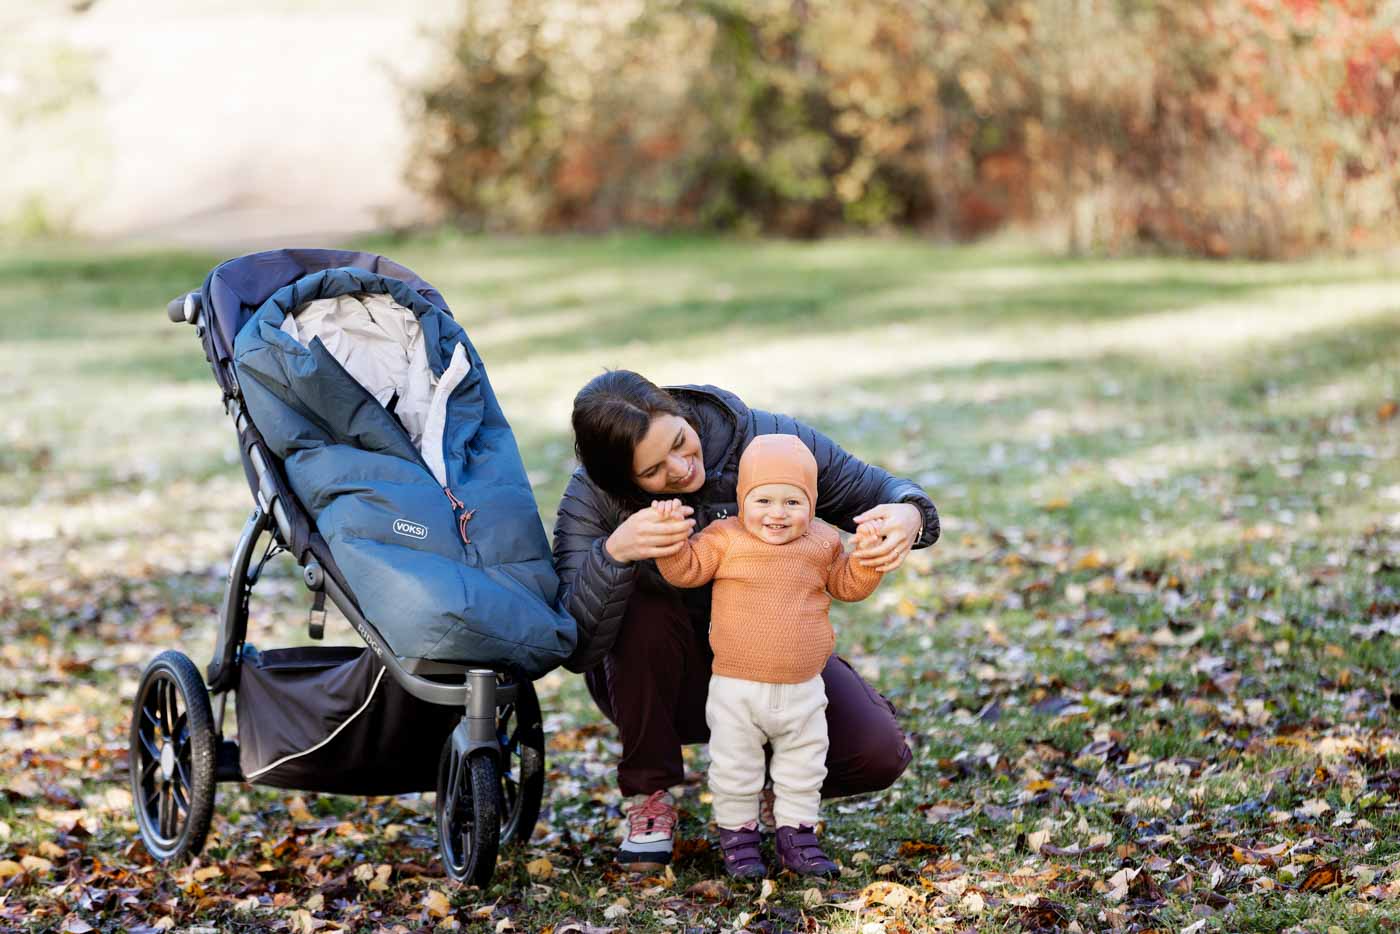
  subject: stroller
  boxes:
[128,249,578,886]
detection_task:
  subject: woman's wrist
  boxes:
[603,530,632,565]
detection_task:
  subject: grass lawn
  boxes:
[1,233,1399,932]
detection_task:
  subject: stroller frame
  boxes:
[128,251,547,888]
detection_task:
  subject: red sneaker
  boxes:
[617,790,676,871]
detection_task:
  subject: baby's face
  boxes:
[741,482,811,545]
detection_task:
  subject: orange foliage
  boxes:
[413,0,1400,256]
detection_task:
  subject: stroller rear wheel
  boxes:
[497,676,545,845]
[129,651,217,861]
[436,742,500,886]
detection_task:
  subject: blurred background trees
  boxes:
[413,0,1400,258]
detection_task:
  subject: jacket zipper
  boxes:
[304,333,476,554]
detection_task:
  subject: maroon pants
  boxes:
[585,589,913,798]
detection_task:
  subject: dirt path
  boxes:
[6,0,449,248]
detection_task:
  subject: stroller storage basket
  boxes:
[237,646,460,795]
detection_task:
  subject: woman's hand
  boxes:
[605,502,695,563]
[852,502,924,572]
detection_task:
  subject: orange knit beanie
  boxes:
[737,434,819,520]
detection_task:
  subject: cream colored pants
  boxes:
[706,673,828,830]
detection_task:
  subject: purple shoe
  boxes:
[718,824,767,879]
[775,825,838,877]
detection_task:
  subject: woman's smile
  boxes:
[633,414,706,495]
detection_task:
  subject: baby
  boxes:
[653,434,885,878]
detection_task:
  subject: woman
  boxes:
[552,370,939,870]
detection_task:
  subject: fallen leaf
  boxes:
[423,890,453,919]
[0,860,23,880]
[289,909,319,934]
[684,879,730,902]
[1297,798,1331,820]
[193,865,223,882]
[20,855,54,874]
[802,887,824,907]
[1027,829,1051,854]
[1300,862,1344,892]
[287,796,314,823]
[861,881,924,911]
[526,857,554,881]
[757,878,776,905]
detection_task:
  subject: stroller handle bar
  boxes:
[168,292,202,324]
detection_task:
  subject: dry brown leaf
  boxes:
[861,880,925,912]
[287,796,314,823]
[685,879,730,901]
[526,857,554,881]
[1299,862,1344,892]
[20,855,53,874]
[423,889,453,919]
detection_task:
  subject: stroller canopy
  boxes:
[231,261,576,677]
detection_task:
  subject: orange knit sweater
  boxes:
[655,518,883,683]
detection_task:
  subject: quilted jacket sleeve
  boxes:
[749,408,941,547]
[551,470,636,673]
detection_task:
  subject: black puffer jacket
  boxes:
[551,385,940,673]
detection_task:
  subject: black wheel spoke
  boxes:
[175,759,191,791]
[158,786,171,838]
[140,731,161,762]
[141,756,161,785]
[142,704,160,728]
[172,781,190,815]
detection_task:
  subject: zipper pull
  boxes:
[443,487,474,545]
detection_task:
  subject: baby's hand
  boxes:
[651,498,684,521]
[853,517,885,549]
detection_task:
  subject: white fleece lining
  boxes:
[280,293,437,449]
[244,666,387,781]
[421,343,472,487]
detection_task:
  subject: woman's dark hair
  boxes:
[572,370,694,502]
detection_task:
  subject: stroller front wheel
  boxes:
[129,651,218,861]
[436,741,500,886]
